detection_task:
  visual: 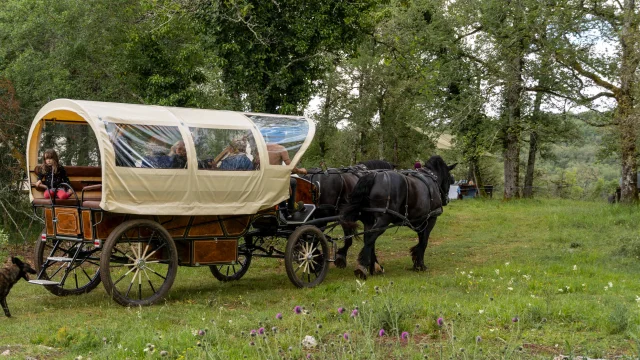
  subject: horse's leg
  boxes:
[372,243,385,275]
[410,217,438,271]
[355,216,390,279]
[334,226,353,269]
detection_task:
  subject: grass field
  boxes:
[2,199,640,359]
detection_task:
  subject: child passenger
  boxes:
[35,149,72,200]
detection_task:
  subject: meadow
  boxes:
[1,199,640,359]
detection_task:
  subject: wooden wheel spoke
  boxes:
[113,266,137,286]
[145,266,167,280]
[143,242,167,261]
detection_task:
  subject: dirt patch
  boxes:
[0,243,35,264]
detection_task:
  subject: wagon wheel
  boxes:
[285,225,329,288]
[34,231,102,296]
[209,235,252,282]
[100,219,178,307]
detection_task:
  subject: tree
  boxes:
[193,0,378,114]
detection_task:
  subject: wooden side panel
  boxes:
[158,216,191,238]
[96,213,126,239]
[82,210,93,240]
[174,240,191,265]
[222,215,251,236]
[294,177,316,205]
[193,239,237,264]
[188,216,224,237]
[55,208,80,235]
[45,208,54,236]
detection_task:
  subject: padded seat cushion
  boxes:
[32,197,101,207]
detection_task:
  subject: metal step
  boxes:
[47,257,73,262]
[28,279,60,285]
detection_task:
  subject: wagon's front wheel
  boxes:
[285,225,329,288]
[100,219,178,306]
[209,235,252,282]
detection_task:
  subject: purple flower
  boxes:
[306,354,312,359]
[343,333,350,340]
[437,317,444,327]
[512,316,519,323]
[276,313,283,320]
[350,309,358,317]
[258,327,265,335]
[378,329,385,337]
[294,306,302,314]
[476,335,482,343]
[250,329,257,337]
[338,307,345,314]
[401,332,409,340]
[249,341,255,346]
[197,329,205,336]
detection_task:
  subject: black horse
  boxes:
[341,155,456,279]
[304,160,395,269]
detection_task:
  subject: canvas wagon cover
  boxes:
[27,99,315,216]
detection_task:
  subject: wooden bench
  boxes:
[31,166,102,207]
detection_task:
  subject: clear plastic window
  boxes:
[106,123,187,169]
[38,121,100,167]
[247,115,308,166]
[189,128,259,171]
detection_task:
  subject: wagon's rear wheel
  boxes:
[100,219,178,306]
[34,231,102,296]
[285,225,329,288]
[209,235,252,282]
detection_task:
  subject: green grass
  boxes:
[3,199,640,359]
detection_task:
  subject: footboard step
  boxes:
[28,279,60,285]
[47,257,73,262]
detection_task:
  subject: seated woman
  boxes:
[142,135,172,168]
[169,140,188,169]
[218,139,253,171]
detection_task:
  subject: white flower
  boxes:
[495,269,500,275]
[573,265,577,271]
[523,275,531,281]
[558,288,564,293]
[582,283,586,287]
[507,287,513,291]
[479,309,485,314]
[302,335,318,349]
[635,295,640,303]
[608,282,613,288]
[469,271,474,274]
[505,262,510,266]
[461,271,466,275]
[530,294,536,298]
[228,320,233,324]
[604,286,609,291]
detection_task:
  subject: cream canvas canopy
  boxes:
[27,99,315,215]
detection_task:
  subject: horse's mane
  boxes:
[358,159,395,170]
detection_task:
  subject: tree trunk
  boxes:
[502,51,524,200]
[523,131,537,198]
[617,0,639,203]
[523,92,542,198]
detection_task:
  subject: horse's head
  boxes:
[424,156,457,205]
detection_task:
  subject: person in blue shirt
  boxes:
[218,139,254,171]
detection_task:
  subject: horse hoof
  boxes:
[412,265,427,272]
[373,263,385,275]
[334,255,347,269]
[354,266,368,280]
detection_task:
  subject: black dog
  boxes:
[0,257,37,317]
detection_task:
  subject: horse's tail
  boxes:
[340,172,377,228]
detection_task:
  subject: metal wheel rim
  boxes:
[291,233,325,284]
[38,240,101,292]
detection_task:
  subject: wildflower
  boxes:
[294,306,302,314]
[258,327,265,335]
[351,309,359,317]
[495,269,500,275]
[307,354,312,359]
[437,317,444,326]
[316,324,322,329]
[160,351,168,357]
[378,329,385,337]
[198,329,205,336]
[512,316,519,323]
[196,341,201,347]
[476,335,482,343]
[276,313,283,320]
[401,331,409,340]
[374,286,380,291]
[249,341,255,346]
[250,330,257,337]
[478,309,485,314]
[505,262,510,266]
[573,265,577,271]
[338,307,345,314]
[608,281,613,288]
[507,287,513,291]
[343,333,350,340]
[302,335,318,349]
[272,326,278,333]
[288,346,293,351]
